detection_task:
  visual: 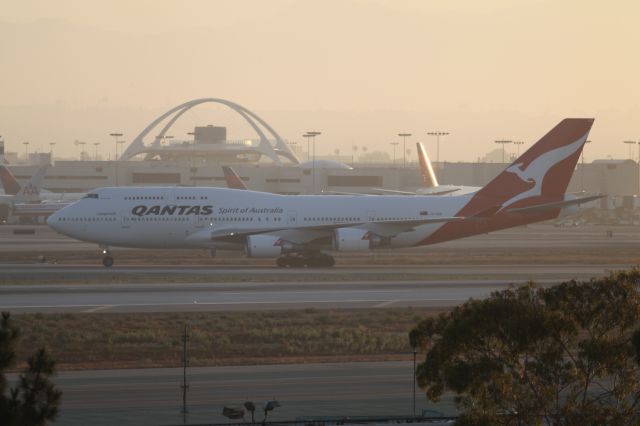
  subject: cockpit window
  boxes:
[83,193,99,199]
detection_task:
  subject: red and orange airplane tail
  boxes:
[463,118,594,214]
[222,166,249,190]
[0,165,21,195]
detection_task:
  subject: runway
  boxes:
[29,361,454,426]
[0,264,625,313]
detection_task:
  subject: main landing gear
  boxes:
[276,253,335,268]
[100,247,114,267]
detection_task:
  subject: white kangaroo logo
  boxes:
[501,134,587,209]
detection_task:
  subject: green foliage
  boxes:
[0,312,62,426]
[410,270,640,425]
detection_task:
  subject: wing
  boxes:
[186,216,464,244]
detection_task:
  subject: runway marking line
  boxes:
[374,300,398,308]
[83,305,116,313]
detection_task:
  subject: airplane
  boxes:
[0,165,48,205]
[373,142,480,196]
[0,165,85,203]
[47,118,601,268]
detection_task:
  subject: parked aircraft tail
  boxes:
[416,142,439,188]
[0,165,21,195]
[14,165,48,202]
[222,166,248,190]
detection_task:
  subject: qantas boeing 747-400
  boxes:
[48,119,601,267]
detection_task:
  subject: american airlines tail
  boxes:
[422,118,595,244]
[12,166,48,202]
[416,142,439,188]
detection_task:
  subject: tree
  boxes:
[0,312,62,426]
[409,270,640,425]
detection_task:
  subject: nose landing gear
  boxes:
[100,247,114,267]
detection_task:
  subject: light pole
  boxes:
[307,131,321,194]
[625,140,640,195]
[398,133,411,168]
[494,140,512,163]
[93,142,101,160]
[390,142,399,167]
[110,132,124,186]
[303,134,313,161]
[624,140,636,160]
[427,131,450,173]
[49,142,55,157]
[109,132,123,160]
[79,141,86,160]
[513,141,525,158]
[22,142,30,161]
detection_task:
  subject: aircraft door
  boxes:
[287,210,298,226]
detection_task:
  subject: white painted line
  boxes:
[83,305,116,313]
[374,300,398,308]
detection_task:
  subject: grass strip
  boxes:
[10,308,446,371]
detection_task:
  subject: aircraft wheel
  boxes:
[276,257,288,268]
[102,256,114,267]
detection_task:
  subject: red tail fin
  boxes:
[0,165,21,195]
[461,118,594,214]
[222,166,248,190]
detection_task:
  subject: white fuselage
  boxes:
[48,186,472,250]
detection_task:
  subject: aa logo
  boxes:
[22,184,39,197]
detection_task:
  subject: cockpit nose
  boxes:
[47,209,65,233]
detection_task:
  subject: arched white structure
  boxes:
[120,98,299,164]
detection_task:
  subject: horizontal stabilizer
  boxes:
[505,195,604,215]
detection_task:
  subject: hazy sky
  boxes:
[1,0,639,161]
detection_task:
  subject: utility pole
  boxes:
[93,142,101,160]
[398,133,411,168]
[180,324,190,418]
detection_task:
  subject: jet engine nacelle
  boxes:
[245,235,284,258]
[558,194,578,218]
[333,228,371,252]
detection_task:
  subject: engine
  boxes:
[558,194,578,218]
[245,235,284,258]
[333,228,371,252]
